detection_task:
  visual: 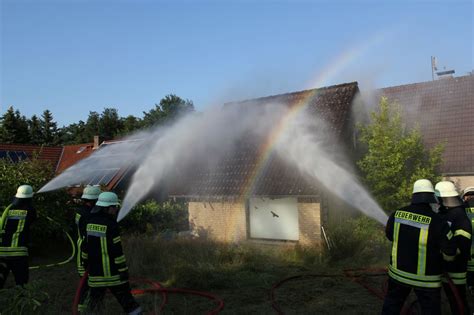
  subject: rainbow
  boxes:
[240,31,388,199]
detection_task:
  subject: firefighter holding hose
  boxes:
[435,181,471,314]
[75,185,101,313]
[0,185,37,288]
[81,191,142,315]
[381,179,456,315]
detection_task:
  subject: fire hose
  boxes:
[270,268,466,315]
[72,273,225,315]
[29,215,76,270]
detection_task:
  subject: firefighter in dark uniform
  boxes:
[462,186,474,294]
[435,181,471,314]
[0,185,37,288]
[381,179,457,315]
[81,192,142,315]
[75,185,101,313]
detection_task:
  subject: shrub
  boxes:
[327,215,389,264]
[0,158,75,243]
[120,200,188,234]
[0,281,49,314]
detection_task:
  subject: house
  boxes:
[31,74,472,246]
[168,82,360,246]
[47,137,144,192]
[0,143,63,171]
[379,74,474,189]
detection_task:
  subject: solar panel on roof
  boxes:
[0,151,29,163]
[85,168,120,186]
[16,151,28,161]
[7,151,19,162]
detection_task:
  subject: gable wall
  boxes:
[188,199,322,246]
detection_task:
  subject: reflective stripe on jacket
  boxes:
[385,204,456,288]
[439,205,472,284]
[81,213,129,288]
[465,205,474,272]
[0,204,36,257]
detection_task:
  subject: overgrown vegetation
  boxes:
[0,158,74,242]
[328,216,390,264]
[120,200,189,235]
[1,215,395,314]
[0,281,49,315]
[357,97,444,213]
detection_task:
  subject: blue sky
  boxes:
[1,0,472,126]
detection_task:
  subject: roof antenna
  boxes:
[431,56,437,81]
[431,56,455,80]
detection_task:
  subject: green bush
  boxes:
[0,158,74,244]
[0,281,49,314]
[120,200,188,234]
[328,215,389,264]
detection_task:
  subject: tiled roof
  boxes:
[56,143,94,173]
[0,143,63,171]
[379,75,474,175]
[171,82,359,197]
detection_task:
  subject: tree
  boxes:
[142,94,194,128]
[121,115,142,134]
[357,97,443,212]
[28,115,43,145]
[60,120,88,144]
[40,110,59,145]
[99,108,123,140]
[0,106,30,143]
[84,111,100,142]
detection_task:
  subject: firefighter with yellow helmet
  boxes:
[0,185,37,288]
[381,179,456,315]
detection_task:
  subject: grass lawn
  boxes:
[0,235,470,314]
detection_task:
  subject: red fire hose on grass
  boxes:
[72,273,224,315]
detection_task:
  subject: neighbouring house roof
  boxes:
[0,143,63,171]
[57,139,145,190]
[56,143,94,173]
[379,74,474,175]
[170,82,360,198]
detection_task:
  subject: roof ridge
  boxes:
[228,81,358,105]
[379,74,473,91]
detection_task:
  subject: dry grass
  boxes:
[2,229,467,314]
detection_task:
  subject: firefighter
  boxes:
[462,186,474,293]
[81,192,142,315]
[435,181,471,314]
[381,179,457,315]
[0,185,37,288]
[75,185,101,313]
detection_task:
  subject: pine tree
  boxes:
[40,110,58,145]
[28,115,43,145]
[0,106,30,143]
